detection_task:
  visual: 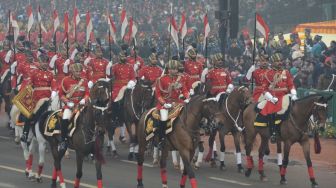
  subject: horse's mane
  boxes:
[295,94,322,103]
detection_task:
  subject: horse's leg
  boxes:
[136,134,146,188]
[159,147,169,188]
[74,152,84,188]
[36,140,46,183]
[194,141,204,169]
[258,135,269,181]
[179,169,188,188]
[153,145,159,166]
[218,129,226,170]
[51,145,65,188]
[172,150,180,169]
[125,121,135,160]
[205,130,216,162]
[280,141,291,185]
[179,149,197,188]
[301,139,318,188]
[107,126,119,158]
[244,129,257,177]
[276,140,283,168]
[232,132,244,173]
[95,156,103,188]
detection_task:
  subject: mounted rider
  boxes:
[137,53,162,86]
[107,51,136,125]
[203,53,234,98]
[20,54,55,143]
[245,49,270,102]
[154,60,190,148]
[58,63,90,152]
[86,47,109,88]
[257,52,298,143]
[184,48,203,92]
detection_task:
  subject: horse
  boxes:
[136,95,227,188]
[204,86,251,172]
[243,94,332,186]
[0,72,13,127]
[122,79,155,160]
[37,80,111,188]
[317,73,336,91]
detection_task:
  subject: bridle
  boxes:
[131,83,152,120]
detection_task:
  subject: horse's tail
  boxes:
[95,135,106,164]
[314,131,321,154]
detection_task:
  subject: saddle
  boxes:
[254,95,291,127]
[44,108,82,137]
[144,104,184,141]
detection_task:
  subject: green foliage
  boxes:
[322,124,336,139]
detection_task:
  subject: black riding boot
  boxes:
[157,121,167,150]
[59,119,69,152]
[269,114,277,144]
[20,117,31,143]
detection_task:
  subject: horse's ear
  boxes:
[326,95,333,102]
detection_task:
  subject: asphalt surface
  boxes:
[0,107,335,188]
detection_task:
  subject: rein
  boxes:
[225,94,244,132]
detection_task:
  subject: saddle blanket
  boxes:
[44,110,79,137]
[144,104,184,141]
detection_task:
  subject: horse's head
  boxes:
[312,95,332,129]
[135,79,155,110]
[225,86,251,110]
[89,80,111,127]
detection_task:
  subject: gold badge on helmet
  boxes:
[167,60,181,70]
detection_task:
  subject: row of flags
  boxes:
[8,4,270,52]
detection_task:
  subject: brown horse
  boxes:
[123,79,155,160]
[205,86,251,172]
[0,72,13,124]
[37,80,111,188]
[243,94,332,187]
[136,95,226,188]
[317,73,336,91]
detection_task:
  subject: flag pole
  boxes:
[74,1,77,43]
[168,3,172,61]
[251,12,257,92]
[38,5,42,47]
[107,4,112,61]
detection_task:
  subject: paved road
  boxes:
[0,109,335,188]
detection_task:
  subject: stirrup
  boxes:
[58,140,68,152]
[270,134,277,144]
[20,133,28,143]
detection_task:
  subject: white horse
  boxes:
[10,104,47,182]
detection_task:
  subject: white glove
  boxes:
[63,59,71,73]
[184,98,190,103]
[290,89,298,101]
[226,84,234,94]
[84,57,91,66]
[141,76,145,80]
[163,103,172,109]
[79,99,86,105]
[88,81,94,89]
[246,65,256,80]
[127,80,136,89]
[50,91,57,99]
[201,68,209,83]
[67,102,75,108]
[134,63,140,71]
[106,61,113,76]
[189,89,195,96]
[49,54,58,69]
[270,97,278,104]
[4,50,12,63]
[264,92,274,101]
[10,61,18,74]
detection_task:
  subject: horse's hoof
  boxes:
[51,183,57,188]
[173,163,180,170]
[112,151,119,159]
[128,152,134,161]
[280,179,287,185]
[60,182,66,188]
[25,171,29,178]
[137,185,144,188]
[194,164,200,170]
[311,183,319,188]
[36,177,43,183]
[210,160,217,168]
[245,169,252,177]
[152,159,159,167]
[260,175,268,182]
[28,175,36,181]
[220,164,226,171]
[162,184,168,188]
[237,165,244,173]
[119,136,127,143]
